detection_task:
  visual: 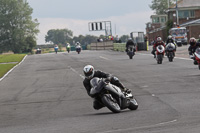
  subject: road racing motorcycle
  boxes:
[54,46,58,54]
[127,46,135,59]
[76,45,81,54]
[166,43,176,62]
[66,45,71,53]
[156,45,165,64]
[191,47,200,70]
[90,77,138,113]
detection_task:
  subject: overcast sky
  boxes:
[27,0,154,44]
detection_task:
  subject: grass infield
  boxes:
[0,54,26,78]
[0,64,17,78]
[0,54,26,63]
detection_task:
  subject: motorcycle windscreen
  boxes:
[195,48,200,55]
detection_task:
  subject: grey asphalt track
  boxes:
[1,47,200,133]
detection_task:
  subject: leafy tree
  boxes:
[166,20,173,36]
[0,0,39,53]
[72,35,98,45]
[119,35,130,43]
[81,35,97,45]
[45,28,73,44]
[149,0,177,14]
[24,36,36,54]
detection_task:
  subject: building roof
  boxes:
[180,19,200,26]
[170,0,200,9]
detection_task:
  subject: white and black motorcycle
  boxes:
[166,43,176,62]
[76,45,81,54]
[90,77,138,113]
[127,46,135,59]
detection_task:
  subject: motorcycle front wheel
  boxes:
[101,94,121,113]
[168,52,173,62]
[157,54,163,64]
[128,98,138,110]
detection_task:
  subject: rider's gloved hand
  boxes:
[190,55,194,59]
[105,77,111,83]
[124,88,131,94]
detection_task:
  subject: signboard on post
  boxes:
[88,21,112,37]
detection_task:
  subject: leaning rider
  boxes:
[83,65,131,110]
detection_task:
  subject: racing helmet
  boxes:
[189,37,196,46]
[83,65,95,79]
[76,42,80,45]
[128,38,132,41]
[157,37,162,43]
[168,35,172,40]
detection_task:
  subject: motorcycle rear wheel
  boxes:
[101,94,121,113]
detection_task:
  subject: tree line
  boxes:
[44,28,131,47]
[0,0,176,54]
[0,0,39,54]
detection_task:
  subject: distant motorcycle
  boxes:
[36,48,41,54]
[166,43,176,62]
[156,45,165,64]
[127,46,135,59]
[191,47,200,70]
[76,45,81,54]
[90,77,138,113]
[54,46,58,54]
[66,45,71,53]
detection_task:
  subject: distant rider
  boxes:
[83,65,131,110]
[188,37,200,65]
[54,44,58,54]
[66,43,71,52]
[126,38,136,53]
[67,43,71,47]
[151,37,165,58]
[76,42,81,47]
[166,35,175,44]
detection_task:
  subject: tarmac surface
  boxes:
[1,46,200,133]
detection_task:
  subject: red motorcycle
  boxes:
[156,45,165,64]
[194,47,200,70]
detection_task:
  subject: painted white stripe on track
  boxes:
[68,66,84,79]
[137,53,192,61]
[0,55,27,82]
[96,119,177,133]
[99,56,109,60]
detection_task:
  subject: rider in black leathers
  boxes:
[83,65,131,110]
[188,37,200,65]
[126,38,136,53]
[166,35,175,44]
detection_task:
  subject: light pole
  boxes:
[173,13,177,27]
[176,0,179,26]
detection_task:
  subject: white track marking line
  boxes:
[68,66,84,79]
[99,56,109,60]
[96,119,177,133]
[0,55,27,82]
[137,53,192,61]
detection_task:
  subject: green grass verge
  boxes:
[0,54,26,63]
[0,64,17,78]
